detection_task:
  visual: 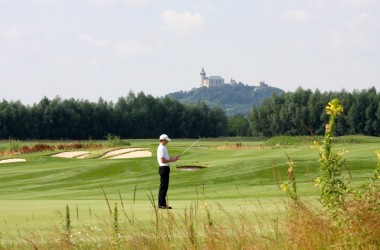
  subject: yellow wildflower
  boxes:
[325,98,344,116]
[337,150,347,158]
[280,183,289,192]
[312,141,321,151]
[315,177,321,187]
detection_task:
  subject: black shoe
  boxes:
[158,205,172,209]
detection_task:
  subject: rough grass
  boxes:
[265,135,380,147]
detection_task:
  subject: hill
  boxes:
[166,83,284,116]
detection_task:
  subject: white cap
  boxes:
[159,134,171,141]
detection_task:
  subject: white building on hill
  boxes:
[200,67,268,89]
[200,67,225,87]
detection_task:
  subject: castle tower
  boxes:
[200,67,206,87]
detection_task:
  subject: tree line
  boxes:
[0,92,227,140]
[1,87,379,139]
[248,87,380,137]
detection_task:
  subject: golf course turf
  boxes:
[0,137,379,248]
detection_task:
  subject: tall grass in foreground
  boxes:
[1,196,287,249]
[281,98,380,249]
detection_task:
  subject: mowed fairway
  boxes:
[0,138,379,237]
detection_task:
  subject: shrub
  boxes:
[106,134,130,147]
[7,138,20,152]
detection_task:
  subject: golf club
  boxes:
[179,136,201,156]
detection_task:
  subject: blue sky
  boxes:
[1,0,379,104]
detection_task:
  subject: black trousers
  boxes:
[158,166,170,206]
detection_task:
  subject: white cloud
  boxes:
[0,25,25,40]
[339,0,372,6]
[51,55,104,70]
[86,0,148,6]
[0,0,64,4]
[115,40,151,58]
[0,25,53,56]
[52,56,76,65]
[194,3,215,12]
[161,10,205,36]
[29,0,64,3]
[43,34,53,43]
[346,12,379,48]
[321,12,379,50]
[352,12,377,28]
[29,34,53,50]
[87,57,102,66]
[323,30,345,48]
[0,56,6,64]
[82,57,103,68]
[78,34,109,47]
[282,9,313,22]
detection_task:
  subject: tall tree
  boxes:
[228,114,251,136]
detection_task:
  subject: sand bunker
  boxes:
[108,150,152,159]
[52,151,90,158]
[0,158,27,164]
[102,148,152,159]
[51,148,152,159]
[176,165,206,171]
[101,148,146,158]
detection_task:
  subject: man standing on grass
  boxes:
[157,134,180,209]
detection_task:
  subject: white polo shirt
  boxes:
[157,143,170,167]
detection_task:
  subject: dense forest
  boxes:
[0,92,227,140]
[248,87,380,137]
[167,83,284,116]
[0,87,379,139]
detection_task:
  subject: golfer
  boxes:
[157,134,179,209]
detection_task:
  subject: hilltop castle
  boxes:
[200,67,268,88]
[200,67,225,87]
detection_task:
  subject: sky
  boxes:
[0,0,379,105]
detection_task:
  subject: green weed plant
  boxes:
[106,134,130,147]
[266,135,322,147]
[313,98,348,218]
[282,98,380,248]
[7,138,21,152]
[280,153,299,207]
